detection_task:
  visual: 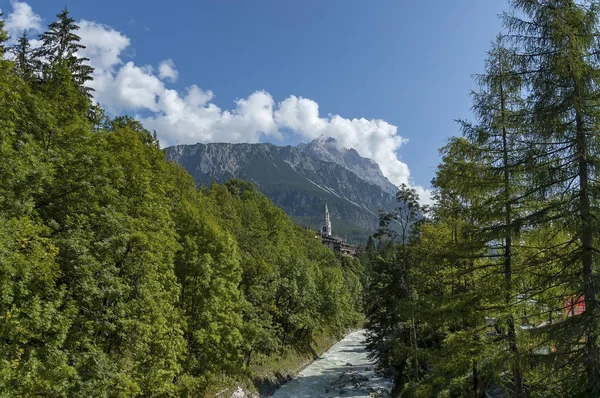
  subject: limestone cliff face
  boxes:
[165,137,399,243]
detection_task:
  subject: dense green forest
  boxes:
[0,10,364,396]
[364,1,600,397]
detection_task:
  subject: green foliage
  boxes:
[365,2,600,397]
[37,8,94,96]
[0,12,8,55]
[0,218,75,397]
[0,9,365,396]
[201,181,364,366]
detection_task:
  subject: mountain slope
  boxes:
[165,137,399,242]
[298,136,398,195]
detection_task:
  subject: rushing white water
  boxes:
[269,330,392,398]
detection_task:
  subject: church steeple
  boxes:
[322,204,332,236]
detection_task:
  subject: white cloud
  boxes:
[158,59,178,82]
[76,21,162,113]
[77,20,130,72]
[105,62,164,112]
[275,96,410,188]
[3,2,431,203]
[142,89,280,144]
[3,1,41,41]
[414,186,433,207]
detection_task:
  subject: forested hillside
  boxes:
[364,1,600,397]
[0,10,364,397]
[165,137,399,243]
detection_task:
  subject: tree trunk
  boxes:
[500,78,525,398]
[575,106,600,394]
[472,359,479,398]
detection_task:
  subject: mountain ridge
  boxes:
[165,137,400,242]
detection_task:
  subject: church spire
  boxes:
[322,204,332,236]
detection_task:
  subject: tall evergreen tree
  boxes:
[452,37,528,397]
[11,31,36,80]
[37,8,94,95]
[503,1,600,395]
[0,12,8,55]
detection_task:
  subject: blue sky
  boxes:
[1,0,507,198]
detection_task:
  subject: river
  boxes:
[269,330,392,397]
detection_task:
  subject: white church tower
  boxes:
[322,204,332,236]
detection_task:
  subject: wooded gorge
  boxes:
[0,10,364,396]
[4,1,600,397]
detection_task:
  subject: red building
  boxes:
[564,296,586,317]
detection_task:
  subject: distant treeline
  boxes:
[0,10,364,396]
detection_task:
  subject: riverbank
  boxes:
[250,331,342,395]
[208,330,342,397]
[270,330,392,397]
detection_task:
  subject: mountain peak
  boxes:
[313,134,338,145]
[298,135,343,153]
[299,136,398,195]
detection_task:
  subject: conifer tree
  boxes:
[37,8,94,95]
[503,1,600,394]
[11,31,36,80]
[430,141,500,396]
[453,37,528,397]
[0,12,8,55]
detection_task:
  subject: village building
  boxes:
[315,204,357,256]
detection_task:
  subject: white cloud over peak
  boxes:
[158,59,178,82]
[3,1,41,40]
[3,2,431,204]
[274,96,411,189]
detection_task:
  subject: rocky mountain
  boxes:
[165,136,400,243]
[298,136,398,196]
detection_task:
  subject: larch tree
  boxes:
[503,0,600,395]
[455,37,528,397]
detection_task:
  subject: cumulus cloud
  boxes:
[3,2,431,204]
[142,88,281,144]
[3,0,41,40]
[75,22,163,113]
[158,59,178,82]
[275,96,410,188]
[77,20,130,72]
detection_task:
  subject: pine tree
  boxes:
[0,12,8,55]
[37,8,94,95]
[11,31,36,80]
